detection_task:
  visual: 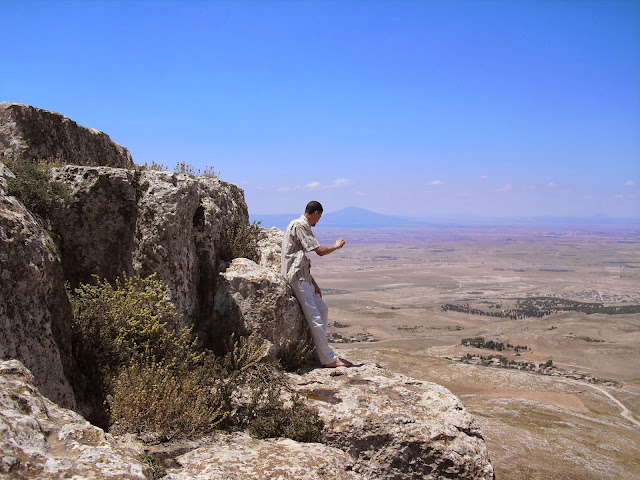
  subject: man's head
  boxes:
[304,200,323,226]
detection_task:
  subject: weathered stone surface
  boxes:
[0,360,149,479]
[0,178,78,409]
[50,165,249,337]
[257,226,284,272]
[289,362,495,480]
[116,363,495,480]
[214,258,310,361]
[157,432,363,480]
[0,102,133,168]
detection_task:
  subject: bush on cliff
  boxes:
[4,156,70,220]
[222,218,263,263]
[69,273,323,441]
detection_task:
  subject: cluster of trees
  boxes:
[442,303,550,320]
[519,297,640,315]
[442,296,640,320]
[460,353,552,370]
[461,337,528,353]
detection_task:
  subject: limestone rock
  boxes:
[0,102,133,168]
[214,258,311,361]
[257,226,284,272]
[120,363,495,480]
[160,432,363,480]
[0,182,78,409]
[50,165,249,337]
[0,360,149,480]
[289,363,495,479]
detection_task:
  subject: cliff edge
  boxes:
[0,103,494,479]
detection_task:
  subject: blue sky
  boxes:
[2,1,639,219]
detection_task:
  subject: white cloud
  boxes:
[497,184,513,192]
[431,180,444,185]
[332,178,351,187]
[625,180,635,187]
[277,178,351,193]
[480,175,489,181]
[547,181,559,188]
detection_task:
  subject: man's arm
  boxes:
[314,237,345,256]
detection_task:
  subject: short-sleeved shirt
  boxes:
[281,215,321,283]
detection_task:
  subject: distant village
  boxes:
[443,337,621,387]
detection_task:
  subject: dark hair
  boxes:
[305,201,323,215]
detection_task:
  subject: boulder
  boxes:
[0,102,132,168]
[161,432,363,480]
[0,360,149,479]
[257,226,284,272]
[0,182,78,410]
[289,363,495,479]
[214,258,311,361]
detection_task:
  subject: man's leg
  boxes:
[291,279,338,365]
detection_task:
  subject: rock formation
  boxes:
[0,178,78,410]
[214,258,309,361]
[1,360,494,480]
[0,360,149,479]
[0,104,495,478]
[290,363,495,479]
[1,103,309,407]
[0,102,132,168]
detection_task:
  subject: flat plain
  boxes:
[312,223,640,480]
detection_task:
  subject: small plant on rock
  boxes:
[4,156,70,221]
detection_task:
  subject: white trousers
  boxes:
[290,278,338,365]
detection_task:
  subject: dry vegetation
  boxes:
[312,224,640,480]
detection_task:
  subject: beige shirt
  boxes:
[281,215,321,283]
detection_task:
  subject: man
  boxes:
[281,201,353,367]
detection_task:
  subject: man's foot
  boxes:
[322,358,353,368]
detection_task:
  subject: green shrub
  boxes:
[4,156,70,220]
[245,378,325,443]
[109,360,233,437]
[222,219,263,263]
[69,273,198,373]
[69,273,323,441]
[69,273,202,427]
[174,161,218,178]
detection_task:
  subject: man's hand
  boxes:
[315,237,346,256]
[312,278,322,297]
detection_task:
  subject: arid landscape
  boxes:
[312,223,640,480]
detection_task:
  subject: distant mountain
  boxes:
[252,207,432,229]
[320,207,426,227]
[251,209,640,230]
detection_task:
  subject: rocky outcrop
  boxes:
[0,105,495,478]
[257,226,284,272]
[0,102,132,167]
[157,432,363,480]
[214,258,310,361]
[49,165,263,343]
[0,360,149,479]
[116,362,494,479]
[0,183,78,410]
[289,363,495,479]
[1,359,496,480]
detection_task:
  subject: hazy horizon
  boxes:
[2,1,638,219]
[252,206,640,232]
